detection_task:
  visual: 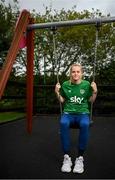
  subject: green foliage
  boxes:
[0,75,26,112]
[97,61,115,84]
[1,3,115,85]
[29,7,115,84]
[0,0,19,65]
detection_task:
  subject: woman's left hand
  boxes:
[91,81,97,93]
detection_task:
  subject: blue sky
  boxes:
[6,0,115,16]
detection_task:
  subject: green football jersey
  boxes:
[60,80,92,114]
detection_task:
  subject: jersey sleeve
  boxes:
[60,86,65,97]
[87,83,93,99]
[60,83,66,98]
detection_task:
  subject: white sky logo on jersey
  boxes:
[70,96,84,104]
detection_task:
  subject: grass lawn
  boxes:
[0,112,25,124]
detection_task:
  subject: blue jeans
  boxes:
[60,113,90,154]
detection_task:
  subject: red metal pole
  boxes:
[0,10,30,99]
[26,18,34,134]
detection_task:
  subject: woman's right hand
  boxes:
[55,83,65,103]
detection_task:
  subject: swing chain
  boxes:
[90,22,101,123]
[51,27,63,114]
[93,21,101,81]
[51,27,59,83]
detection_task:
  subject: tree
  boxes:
[97,60,115,84]
[0,0,19,66]
[32,8,115,81]
[3,5,115,84]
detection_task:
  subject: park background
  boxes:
[0,0,115,122]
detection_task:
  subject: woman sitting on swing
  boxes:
[55,63,97,173]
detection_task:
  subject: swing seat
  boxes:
[70,120,93,129]
[89,120,94,127]
[70,122,80,129]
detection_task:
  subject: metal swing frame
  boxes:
[26,15,115,133]
[51,22,101,129]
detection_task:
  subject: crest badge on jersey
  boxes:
[80,89,85,94]
[68,89,71,93]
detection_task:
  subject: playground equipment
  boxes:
[0,10,115,133]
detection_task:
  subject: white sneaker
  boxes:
[73,156,84,173]
[61,154,72,172]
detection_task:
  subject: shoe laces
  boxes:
[63,155,71,164]
[75,156,83,165]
